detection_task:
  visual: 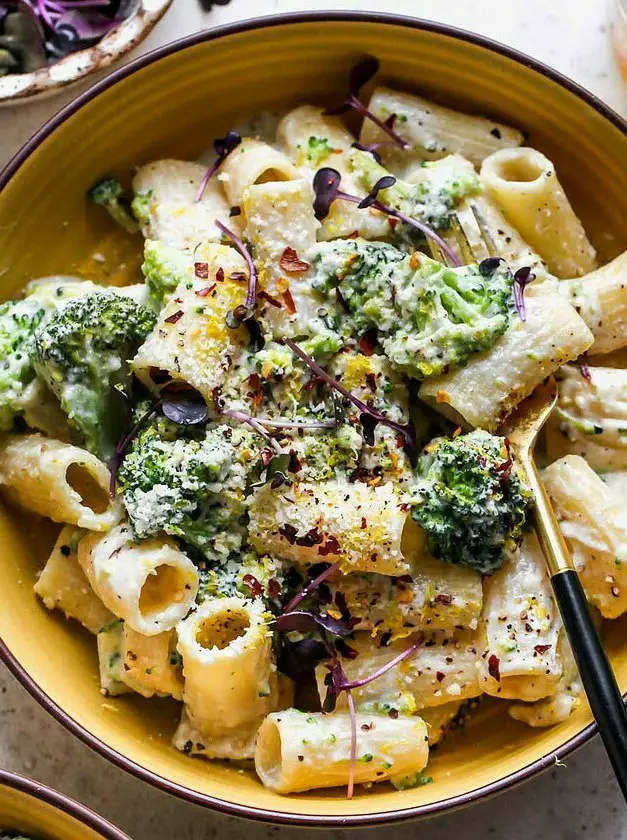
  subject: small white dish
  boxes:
[0,0,172,105]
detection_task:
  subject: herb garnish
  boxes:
[195,131,242,201]
[312,167,461,266]
[325,57,409,150]
[283,337,416,462]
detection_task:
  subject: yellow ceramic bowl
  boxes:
[0,769,130,840]
[1,12,627,827]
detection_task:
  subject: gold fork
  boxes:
[429,209,627,800]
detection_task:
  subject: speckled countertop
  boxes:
[2,0,627,837]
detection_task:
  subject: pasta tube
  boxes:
[481,148,597,278]
[255,709,429,794]
[96,619,132,697]
[176,596,276,743]
[133,243,249,402]
[277,104,390,241]
[34,525,113,634]
[328,552,483,639]
[0,434,120,530]
[121,626,184,700]
[419,284,594,431]
[508,635,582,728]
[559,250,627,355]
[318,630,482,713]
[545,365,627,470]
[248,480,411,576]
[78,524,198,635]
[243,179,330,340]
[478,532,563,702]
[359,86,523,171]
[132,159,238,250]
[219,137,301,208]
[420,701,463,746]
[543,455,627,618]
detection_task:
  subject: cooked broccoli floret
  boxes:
[410,430,532,574]
[349,148,481,234]
[311,238,516,378]
[33,292,156,460]
[141,239,194,311]
[88,177,139,234]
[302,135,335,168]
[117,419,257,563]
[0,298,49,431]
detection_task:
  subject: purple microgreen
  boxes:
[277,638,328,681]
[325,57,409,151]
[283,337,416,463]
[215,219,258,326]
[478,257,503,276]
[357,175,397,209]
[580,362,592,383]
[313,167,342,221]
[323,658,348,713]
[351,140,400,164]
[109,399,161,498]
[160,387,208,426]
[274,610,356,637]
[312,168,461,266]
[220,408,282,452]
[263,452,291,489]
[283,560,341,613]
[340,635,423,690]
[195,131,242,202]
[513,266,536,322]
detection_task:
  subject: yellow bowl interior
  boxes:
[0,773,127,840]
[1,15,627,824]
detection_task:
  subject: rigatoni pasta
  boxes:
[480,148,597,278]
[78,524,199,635]
[0,434,120,530]
[14,61,627,797]
[34,525,113,634]
[255,709,429,794]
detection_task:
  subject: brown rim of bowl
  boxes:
[0,11,623,826]
[0,767,131,840]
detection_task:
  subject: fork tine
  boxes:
[427,236,448,264]
[470,203,500,258]
[450,214,475,265]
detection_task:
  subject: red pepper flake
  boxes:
[268,578,282,599]
[318,535,341,556]
[435,671,445,683]
[387,217,399,231]
[282,287,297,314]
[360,517,367,529]
[260,448,274,466]
[164,310,184,324]
[258,290,282,308]
[346,230,359,240]
[242,574,263,598]
[195,284,216,298]
[216,267,225,282]
[496,458,513,482]
[194,262,209,279]
[359,333,376,357]
[534,644,551,655]
[434,593,453,606]
[279,246,310,273]
[365,372,377,392]
[288,451,303,474]
[230,271,247,281]
[488,653,501,682]
[279,524,298,545]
